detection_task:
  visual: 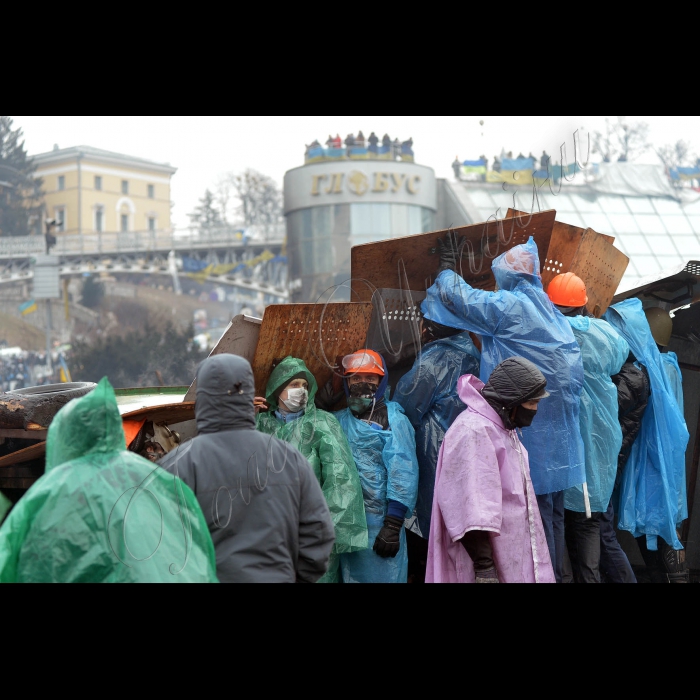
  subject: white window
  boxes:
[55,208,66,232]
[121,214,129,232]
[148,217,156,232]
[95,176,102,191]
[148,184,155,199]
[95,206,104,233]
[121,180,129,195]
[57,176,65,191]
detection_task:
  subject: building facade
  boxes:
[284,158,437,302]
[32,145,176,236]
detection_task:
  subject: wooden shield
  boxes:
[251,302,374,395]
[539,213,629,317]
[350,209,557,301]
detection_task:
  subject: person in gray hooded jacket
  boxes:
[158,354,336,583]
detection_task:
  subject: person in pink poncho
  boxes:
[426,357,555,584]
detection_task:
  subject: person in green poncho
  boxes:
[256,356,368,582]
[0,377,218,583]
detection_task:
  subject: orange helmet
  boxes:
[547,272,588,307]
[341,349,385,376]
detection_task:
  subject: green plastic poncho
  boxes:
[0,378,218,583]
[256,357,368,583]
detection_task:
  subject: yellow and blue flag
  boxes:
[19,300,37,316]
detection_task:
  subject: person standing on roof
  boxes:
[393,317,480,582]
[256,356,368,583]
[421,232,586,582]
[546,273,630,583]
[0,378,218,583]
[427,357,555,583]
[603,300,690,583]
[159,355,335,583]
[334,349,419,583]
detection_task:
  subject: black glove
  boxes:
[435,232,466,274]
[373,515,403,558]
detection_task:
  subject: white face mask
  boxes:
[280,387,308,412]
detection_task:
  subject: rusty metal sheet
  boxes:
[350,210,557,301]
[252,303,373,396]
[184,315,262,401]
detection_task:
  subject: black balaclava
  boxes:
[422,318,463,345]
[344,355,389,429]
[481,357,548,431]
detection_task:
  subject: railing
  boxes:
[0,226,286,258]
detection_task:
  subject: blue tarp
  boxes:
[182,256,209,272]
[603,299,689,550]
[421,237,586,495]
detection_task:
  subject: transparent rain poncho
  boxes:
[604,299,689,550]
[256,357,368,582]
[422,236,585,495]
[335,398,419,583]
[564,317,629,513]
[0,378,218,583]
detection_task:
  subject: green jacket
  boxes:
[256,357,368,554]
[0,378,218,583]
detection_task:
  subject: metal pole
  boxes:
[45,299,53,378]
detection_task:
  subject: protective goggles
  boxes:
[341,351,385,376]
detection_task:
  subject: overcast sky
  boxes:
[11,116,700,228]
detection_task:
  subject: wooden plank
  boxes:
[569,229,629,317]
[540,219,586,290]
[0,428,47,440]
[252,303,373,396]
[350,210,557,300]
[0,441,46,468]
[184,315,262,402]
[120,402,195,426]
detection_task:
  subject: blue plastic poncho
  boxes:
[603,299,689,550]
[661,352,684,411]
[422,237,585,495]
[335,399,419,584]
[393,332,480,538]
[564,317,629,513]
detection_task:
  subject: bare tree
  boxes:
[214,176,232,224]
[592,117,650,163]
[656,140,694,170]
[230,169,283,239]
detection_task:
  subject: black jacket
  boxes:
[611,353,650,472]
[159,355,335,583]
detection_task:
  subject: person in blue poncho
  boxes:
[335,349,419,583]
[546,273,630,583]
[393,316,480,582]
[604,300,690,583]
[421,232,585,582]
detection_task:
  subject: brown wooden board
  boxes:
[350,210,557,301]
[120,402,195,426]
[184,315,262,401]
[569,228,629,317]
[0,441,46,469]
[252,303,373,396]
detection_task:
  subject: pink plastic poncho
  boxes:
[426,374,555,583]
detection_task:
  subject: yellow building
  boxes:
[32,145,176,236]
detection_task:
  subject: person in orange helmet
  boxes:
[334,349,419,583]
[547,273,631,583]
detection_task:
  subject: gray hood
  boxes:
[195,354,256,434]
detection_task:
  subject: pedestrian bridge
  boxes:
[0,228,289,300]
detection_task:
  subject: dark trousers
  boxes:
[565,509,602,583]
[406,529,429,583]
[599,499,636,583]
[536,491,565,583]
